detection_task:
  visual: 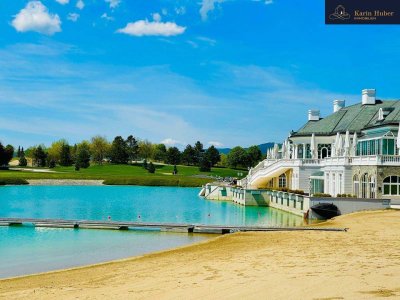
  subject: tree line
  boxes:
[1,135,265,171]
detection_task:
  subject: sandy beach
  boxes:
[1,209,399,299]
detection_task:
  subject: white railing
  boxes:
[244,154,400,188]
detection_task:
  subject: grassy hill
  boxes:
[0,164,247,187]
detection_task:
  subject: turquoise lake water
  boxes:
[0,186,303,278]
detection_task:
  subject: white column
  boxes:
[303,143,306,159]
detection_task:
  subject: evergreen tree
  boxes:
[143,158,148,169]
[147,162,155,173]
[126,135,139,163]
[75,146,91,169]
[109,136,129,164]
[198,155,211,172]
[21,147,24,157]
[193,141,204,165]
[173,165,178,175]
[33,146,47,167]
[19,155,27,167]
[166,147,181,165]
[48,159,56,168]
[17,146,21,158]
[181,145,196,165]
[205,145,221,167]
[59,143,72,166]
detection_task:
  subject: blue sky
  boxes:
[0,0,400,149]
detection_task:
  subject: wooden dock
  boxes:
[0,218,348,234]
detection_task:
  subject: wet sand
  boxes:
[1,210,399,299]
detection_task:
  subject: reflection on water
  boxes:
[0,186,303,226]
[0,186,303,278]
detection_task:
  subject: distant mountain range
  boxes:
[217,143,275,155]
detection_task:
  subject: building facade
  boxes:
[241,89,400,201]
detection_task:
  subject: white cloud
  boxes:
[55,0,69,4]
[200,0,224,21]
[197,36,216,46]
[152,13,161,22]
[67,13,79,22]
[11,1,61,35]
[161,8,168,16]
[76,0,85,10]
[105,0,120,9]
[265,0,273,4]
[161,138,184,146]
[117,20,185,37]
[175,6,186,15]
[101,13,114,21]
[208,141,223,147]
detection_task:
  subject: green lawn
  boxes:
[0,164,246,187]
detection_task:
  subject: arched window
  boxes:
[383,176,400,195]
[369,176,376,198]
[361,173,368,198]
[353,175,359,198]
[279,174,287,188]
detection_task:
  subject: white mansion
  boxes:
[241,89,400,200]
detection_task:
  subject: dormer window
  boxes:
[377,107,391,121]
[378,108,384,121]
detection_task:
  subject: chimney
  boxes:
[362,89,376,105]
[333,100,345,113]
[308,109,320,121]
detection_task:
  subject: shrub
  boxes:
[103,176,209,187]
[19,156,28,167]
[147,162,155,173]
[313,193,332,197]
[0,178,29,185]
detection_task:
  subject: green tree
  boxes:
[48,159,56,168]
[193,141,204,165]
[147,162,155,173]
[109,136,129,164]
[181,144,196,165]
[166,147,181,165]
[126,135,139,163]
[19,155,27,167]
[227,146,248,169]
[138,140,154,160]
[75,141,91,168]
[247,145,262,167]
[47,139,69,165]
[173,165,178,175]
[17,146,21,158]
[198,155,211,172]
[90,135,110,165]
[0,143,14,166]
[143,158,148,169]
[153,144,167,162]
[205,145,220,167]
[59,143,72,166]
[32,145,47,167]
[218,153,228,167]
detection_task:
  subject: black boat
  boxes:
[310,203,340,219]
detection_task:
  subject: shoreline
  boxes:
[27,179,104,186]
[1,209,399,299]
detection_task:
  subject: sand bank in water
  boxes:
[1,210,399,299]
